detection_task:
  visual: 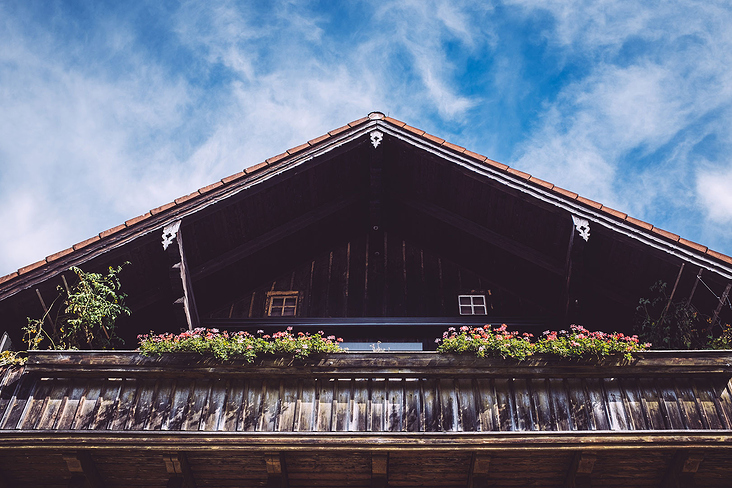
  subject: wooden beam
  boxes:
[367,134,386,316]
[401,198,565,276]
[35,288,56,336]
[163,222,199,332]
[191,193,363,280]
[371,452,388,488]
[164,452,197,488]
[468,453,491,488]
[265,452,288,488]
[564,452,596,488]
[659,263,685,326]
[63,451,104,488]
[710,283,731,333]
[563,216,586,325]
[660,450,704,488]
[686,268,703,307]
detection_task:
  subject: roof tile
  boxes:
[0,271,18,286]
[46,247,74,263]
[483,159,510,171]
[328,124,350,137]
[19,259,46,275]
[199,181,224,194]
[125,212,152,227]
[287,143,309,155]
[706,249,732,265]
[308,134,331,146]
[174,191,200,205]
[384,116,406,127]
[73,236,101,250]
[679,237,707,254]
[221,171,247,185]
[99,224,127,239]
[266,152,288,165]
[507,167,531,180]
[442,141,466,153]
[150,201,176,215]
[244,161,268,175]
[577,196,602,209]
[552,186,578,200]
[625,216,653,230]
[348,117,369,127]
[529,176,554,190]
[651,226,680,242]
[402,124,425,137]
[463,149,487,162]
[601,206,627,220]
[422,133,445,145]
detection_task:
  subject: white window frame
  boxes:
[458,294,488,315]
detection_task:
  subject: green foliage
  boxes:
[708,322,732,349]
[634,280,705,349]
[0,350,26,366]
[138,327,343,362]
[24,264,130,350]
[436,325,535,360]
[535,325,650,361]
[436,324,650,361]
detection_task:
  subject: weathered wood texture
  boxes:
[208,231,541,320]
[4,354,732,435]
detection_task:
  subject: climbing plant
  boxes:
[24,264,130,350]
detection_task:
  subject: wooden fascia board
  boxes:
[24,351,732,378]
[0,121,382,302]
[375,122,732,280]
[1,430,731,451]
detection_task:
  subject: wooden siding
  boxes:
[209,231,544,320]
[3,355,732,435]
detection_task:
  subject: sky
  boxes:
[1,0,732,276]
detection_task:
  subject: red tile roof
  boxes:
[1,112,730,287]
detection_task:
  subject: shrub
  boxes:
[138,327,343,362]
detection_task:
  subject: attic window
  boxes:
[267,291,299,317]
[458,295,487,315]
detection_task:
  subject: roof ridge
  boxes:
[0,113,730,288]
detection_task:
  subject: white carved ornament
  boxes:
[572,215,590,242]
[370,130,383,148]
[162,220,181,250]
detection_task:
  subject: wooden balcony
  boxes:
[1,350,731,487]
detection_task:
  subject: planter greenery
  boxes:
[436,324,650,360]
[138,327,343,362]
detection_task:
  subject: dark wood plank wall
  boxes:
[208,230,542,320]
[3,365,732,434]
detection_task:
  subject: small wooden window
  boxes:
[267,291,299,317]
[458,295,487,315]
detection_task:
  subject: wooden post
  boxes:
[63,451,104,488]
[35,288,56,336]
[564,216,588,325]
[660,450,704,488]
[366,132,386,316]
[371,452,388,488]
[163,221,200,331]
[564,452,596,488]
[686,268,703,307]
[265,452,288,488]
[164,453,197,488]
[659,263,685,326]
[468,453,491,488]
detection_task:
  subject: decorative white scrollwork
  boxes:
[162,220,181,250]
[370,130,383,148]
[572,215,590,242]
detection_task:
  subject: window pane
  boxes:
[460,305,473,314]
[473,296,485,305]
[272,297,284,307]
[270,308,282,317]
[282,307,296,316]
[284,297,297,306]
[459,296,471,305]
[474,306,487,315]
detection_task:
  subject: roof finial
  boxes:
[368,111,385,120]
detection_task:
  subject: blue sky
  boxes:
[1,0,732,276]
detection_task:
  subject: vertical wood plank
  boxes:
[351,378,369,432]
[603,378,629,431]
[0,367,25,426]
[421,378,439,432]
[346,234,367,317]
[714,379,732,429]
[657,378,685,430]
[512,379,533,431]
[584,378,610,430]
[675,378,705,430]
[242,379,264,432]
[494,378,514,431]
[18,377,54,430]
[71,381,104,430]
[164,379,193,431]
[455,378,477,432]
[278,379,298,432]
[475,378,497,432]
[619,378,647,430]
[638,378,666,430]
[296,379,316,432]
[222,379,245,431]
[316,378,334,432]
[439,378,458,432]
[145,378,174,431]
[108,378,138,431]
[258,379,281,432]
[548,378,571,431]
[693,379,724,430]
[201,378,228,431]
[182,379,211,431]
[566,378,589,431]
[0,374,35,429]
[404,378,421,432]
[55,382,86,430]
[531,378,553,431]
[91,378,122,430]
[334,379,351,431]
[387,378,404,432]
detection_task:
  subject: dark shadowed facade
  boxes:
[1,112,731,487]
